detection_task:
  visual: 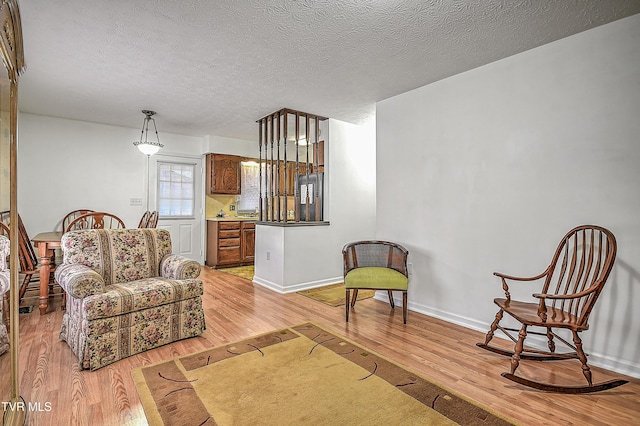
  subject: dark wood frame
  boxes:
[477,225,628,393]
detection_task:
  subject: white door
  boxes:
[149,153,205,264]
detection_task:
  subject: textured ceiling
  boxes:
[18,0,640,142]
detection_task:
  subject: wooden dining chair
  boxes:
[342,240,409,323]
[65,212,126,232]
[137,211,151,228]
[147,211,159,228]
[137,210,159,228]
[0,211,55,303]
[62,209,94,233]
[476,225,628,393]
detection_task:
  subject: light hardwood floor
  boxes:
[1,267,639,425]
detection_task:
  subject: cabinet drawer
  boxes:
[219,229,240,238]
[219,221,241,230]
[218,247,241,264]
[219,237,240,247]
[242,222,255,229]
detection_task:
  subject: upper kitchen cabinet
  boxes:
[206,153,242,195]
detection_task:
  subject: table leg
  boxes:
[37,243,53,315]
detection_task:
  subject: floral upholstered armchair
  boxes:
[0,235,10,356]
[55,228,206,370]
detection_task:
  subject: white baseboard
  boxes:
[251,276,285,293]
[252,275,343,294]
[377,294,640,380]
[248,283,640,379]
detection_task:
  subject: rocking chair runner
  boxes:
[477,225,628,393]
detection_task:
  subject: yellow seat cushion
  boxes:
[345,267,408,290]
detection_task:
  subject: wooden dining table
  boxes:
[31,231,63,315]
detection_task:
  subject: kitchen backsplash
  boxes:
[205,195,237,218]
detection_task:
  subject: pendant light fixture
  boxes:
[133,109,164,155]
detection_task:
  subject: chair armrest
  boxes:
[55,263,106,299]
[533,285,598,300]
[493,270,549,281]
[494,268,550,302]
[160,255,201,279]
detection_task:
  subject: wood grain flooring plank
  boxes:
[0,266,637,425]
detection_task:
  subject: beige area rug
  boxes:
[132,323,515,426]
[217,265,254,281]
[297,283,376,307]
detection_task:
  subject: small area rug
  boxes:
[132,323,514,425]
[297,283,376,306]
[217,265,254,281]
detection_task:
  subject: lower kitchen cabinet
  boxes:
[241,222,255,262]
[206,220,255,268]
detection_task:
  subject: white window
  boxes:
[157,161,195,218]
[238,161,260,213]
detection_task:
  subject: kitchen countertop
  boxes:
[206,216,258,221]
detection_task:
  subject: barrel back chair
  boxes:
[477,225,628,393]
[65,212,125,232]
[342,240,409,323]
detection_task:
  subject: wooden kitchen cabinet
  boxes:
[206,153,241,194]
[241,222,255,262]
[206,220,256,268]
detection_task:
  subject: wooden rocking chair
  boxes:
[477,225,628,393]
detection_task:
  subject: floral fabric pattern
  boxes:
[0,235,8,273]
[161,255,201,279]
[55,263,105,299]
[83,278,203,320]
[0,235,9,356]
[68,297,205,370]
[0,271,8,296]
[57,228,205,370]
[61,228,173,284]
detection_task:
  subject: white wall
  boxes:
[254,117,376,292]
[17,114,207,235]
[16,112,376,293]
[376,14,640,377]
[207,134,257,158]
